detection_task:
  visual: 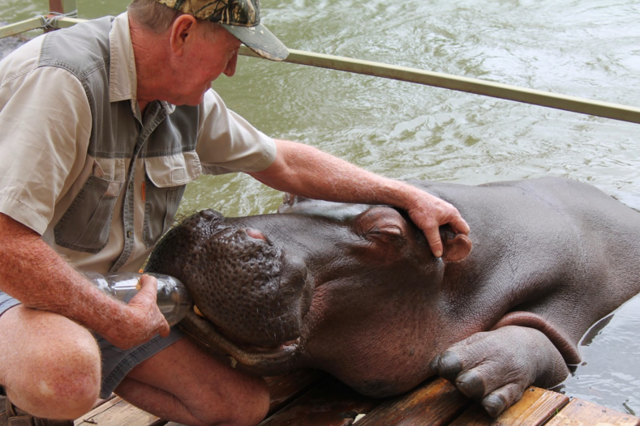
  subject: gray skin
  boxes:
[145,177,640,417]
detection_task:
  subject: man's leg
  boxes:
[0,305,102,420]
[115,337,270,426]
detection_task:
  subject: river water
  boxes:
[2,0,640,416]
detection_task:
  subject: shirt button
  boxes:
[127,230,132,238]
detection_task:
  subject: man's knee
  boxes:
[1,307,101,419]
[7,332,101,419]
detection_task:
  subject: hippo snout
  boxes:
[147,209,312,349]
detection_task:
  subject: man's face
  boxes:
[173,23,241,106]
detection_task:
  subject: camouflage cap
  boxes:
[155,0,288,61]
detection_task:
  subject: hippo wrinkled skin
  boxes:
[146,177,640,416]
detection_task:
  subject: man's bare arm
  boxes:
[249,139,470,258]
[0,213,170,349]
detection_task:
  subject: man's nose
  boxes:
[224,50,239,77]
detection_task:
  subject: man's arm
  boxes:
[248,139,470,258]
[0,213,170,349]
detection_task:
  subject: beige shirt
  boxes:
[0,13,276,273]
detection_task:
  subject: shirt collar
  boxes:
[108,12,176,115]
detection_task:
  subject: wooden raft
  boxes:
[75,370,640,426]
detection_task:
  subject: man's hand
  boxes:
[101,275,171,350]
[0,214,170,350]
[405,191,470,258]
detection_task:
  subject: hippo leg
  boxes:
[430,325,569,417]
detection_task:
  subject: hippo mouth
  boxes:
[180,310,302,374]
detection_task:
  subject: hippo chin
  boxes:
[145,177,640,417]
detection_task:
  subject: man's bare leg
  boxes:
[115,337,269,426]
[0,305,101,420]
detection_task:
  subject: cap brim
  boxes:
[220,23,289,62]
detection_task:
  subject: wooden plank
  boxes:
[74,397,164,426]
[449,386,569,426]
[78,383,639,426]
[355,378,471,426]
[265,370,327,415]
[74,396,122,425]
[259,376,378,426]
[545,398,640,426]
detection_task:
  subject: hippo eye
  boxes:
[368,224,402,237]
[364,225,404,245]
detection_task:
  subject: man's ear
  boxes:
[169,14,197,55]
[440,226,472,262]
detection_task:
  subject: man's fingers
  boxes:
[136,274,159,301]
[135,275,171,336]
[427,230,444,258]
[408,192,470,259]
[158,319,171,338]
[449,215,470,235]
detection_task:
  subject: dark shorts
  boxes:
[0,291,184,399]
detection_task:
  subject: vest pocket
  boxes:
[142,179,186,247]
[54,175,123,253]
[142,152,200,248]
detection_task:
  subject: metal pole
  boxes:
[0,17,44,39]
[46,0,77,32]
[1,16,640,126]
[239,46,640,125]
[49,0,77,14]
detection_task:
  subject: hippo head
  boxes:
[146,195,472,391]
[146,209,312,349]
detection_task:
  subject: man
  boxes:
[0,0,469,424]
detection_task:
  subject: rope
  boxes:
[41,10,78,31]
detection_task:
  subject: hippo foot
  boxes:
[429,325,570,417]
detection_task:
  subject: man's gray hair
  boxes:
[127,0,180,33]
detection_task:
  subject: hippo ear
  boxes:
[441,232,473,262]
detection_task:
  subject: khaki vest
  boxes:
[40,17,200,272]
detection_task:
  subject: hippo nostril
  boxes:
[246,228,267,241]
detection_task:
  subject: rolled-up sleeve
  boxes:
[195,89,276,175]
[0,55,92,235]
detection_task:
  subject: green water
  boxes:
[2,0,640,415]
[1,0,126,21]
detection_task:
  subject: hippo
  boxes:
[145,176,640,417]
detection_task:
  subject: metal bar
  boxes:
[53,17,84,28]
[0,15,80,38]
[2,16,639,125]
[47,0,77,33]
[0,17,44,38]
[49,0,64,13]
[239,46,640,125]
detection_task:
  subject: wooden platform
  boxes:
[74,370,640,426]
